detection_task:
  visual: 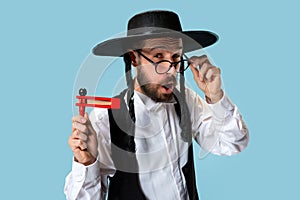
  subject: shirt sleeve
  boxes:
[64,109,115,200]
[64,159,103,200]
[187,88,249,156]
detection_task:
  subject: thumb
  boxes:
[83,112,91,124]
[189,64,199,79]
[84,112,89,120]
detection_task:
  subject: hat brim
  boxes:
[92,30,218,57]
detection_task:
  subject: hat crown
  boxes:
[93,10,218,56]
[127,10,182,34]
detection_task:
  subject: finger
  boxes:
[73,122,88,133]
[69,136,82,151]
[189,55,211,67]
[79,131,88,141]
[71,129,88,142]
[72,115,87,124]
[205,68,214,82]
[205,67,219,82]
[84,112,90,122]
[84,112,97,137]
[71,129,79,139]
[77,139,87,150]
[189,55,212,72]
[71,138,87,151]
[199,62,210,81]
[72,113,90,132]
[205,67,217,82]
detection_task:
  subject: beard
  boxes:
[136,71,177,103]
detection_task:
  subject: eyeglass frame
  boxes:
[135,49,190,74]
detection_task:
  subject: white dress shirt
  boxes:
[64,87,249,200]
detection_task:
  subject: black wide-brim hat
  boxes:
[93,10,218,57]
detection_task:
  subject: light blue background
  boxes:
[1,0,299,199]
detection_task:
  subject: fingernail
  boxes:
[81,118,86,123]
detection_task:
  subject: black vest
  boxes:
[107,90,199,200]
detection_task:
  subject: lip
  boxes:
[161,82,174,94]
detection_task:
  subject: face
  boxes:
[134,37,183,102]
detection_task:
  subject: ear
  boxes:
[128,51,138,67]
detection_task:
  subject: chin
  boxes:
[155,92,174,103]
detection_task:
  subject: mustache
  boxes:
[159,76,177,85]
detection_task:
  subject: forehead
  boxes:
[141,37,183,52]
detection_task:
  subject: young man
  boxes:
[65,10,249,200]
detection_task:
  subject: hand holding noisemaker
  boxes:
[76,88,120,116]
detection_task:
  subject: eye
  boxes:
[154,53,163,59]
[172,54,181,61]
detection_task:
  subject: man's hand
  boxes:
[69,112,98,166]
[189,55,223,104]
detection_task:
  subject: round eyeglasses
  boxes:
[136,50,190,74]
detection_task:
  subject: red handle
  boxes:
[79,98,87,116]
[78,88,87,116]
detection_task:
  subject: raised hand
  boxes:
[189,55,223,103]
[69,112,98,166]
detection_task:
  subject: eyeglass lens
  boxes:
[155,60,189,74]
[137,50,190,74]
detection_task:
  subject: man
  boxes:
[65,10,249,200]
